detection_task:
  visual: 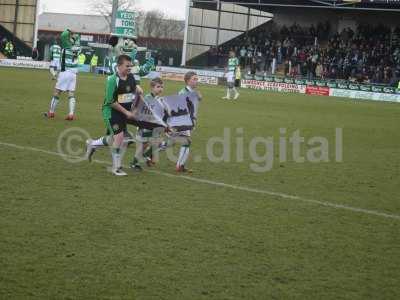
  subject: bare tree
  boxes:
[142,10,164,38]
[141,10,184,39]
[134,9,145,36]
[88,0,138,29]
[160,18,185,39]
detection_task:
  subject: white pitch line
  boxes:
[1,141,400,221]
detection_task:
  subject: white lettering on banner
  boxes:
[115,19,135,28]
[330,88,400,103]
[120,12,135,19]
[198,76,218,85]
[159,70,218,85]
[161,72,185,82]
[156,66,224,78]
[241,79,306,94]
[80,35,94,42]
[0,59,50,69]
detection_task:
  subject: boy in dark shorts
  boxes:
[87,54,143,176]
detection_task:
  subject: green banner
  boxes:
[359,85,372,92]
[371,85,383,93]
[348,83,360,90]
[239,75,395,94]
[265,76,274,82]
[383,86,396,94]
[284,77,295,84]
[295,78,306,85]
[306,79,316,86]
[337,82,349,89]
[114,11,137,39]
[327,81,338,88]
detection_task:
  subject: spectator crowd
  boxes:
[207,22,400,86]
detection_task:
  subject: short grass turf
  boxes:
[0,67,400,299]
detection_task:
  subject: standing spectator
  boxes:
[277,42,282,64]
[264,47,272,74]
[284,59,290,77]
[250,57,257,75]
[217,46,224,68]
[32,47,39,60]
[315,62,323,79]
[396,72,400,91]
[256,49,263,72]
[90,53,99,73]
[206,46,213,66]
[328,67,338,79]
[0,37,7,53]
[78,52,86,65]
[389,70,399,87]
[290,60,298,77]
[306,55,314,80]
[246,45,254,68]
[4,40,14,58]
[239,46,247,68]
[208,46,217,67]
[311,51,318,78]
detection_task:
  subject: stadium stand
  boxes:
[0,24,33,58]
[214,22,400,85]
[185,0,400,87]
[0,0,39,59]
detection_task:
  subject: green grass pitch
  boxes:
[0,67,400,299]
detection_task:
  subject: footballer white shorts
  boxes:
[168,129,191,138]
[55,71,77,92]
[50,59,60,70]
[226,71,235,83]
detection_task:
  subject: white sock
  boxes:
[91,136,108,147]
[232,87,238,96]
[112,148,122,170]
[112,139,129,169]
[50,68,56,77]
[177,146,190,167]
[49,96,59,113]
[68,97,76,116]
[226,89,230,98]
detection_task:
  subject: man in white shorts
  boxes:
[44,29,80,121]
[223,50,240,100]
